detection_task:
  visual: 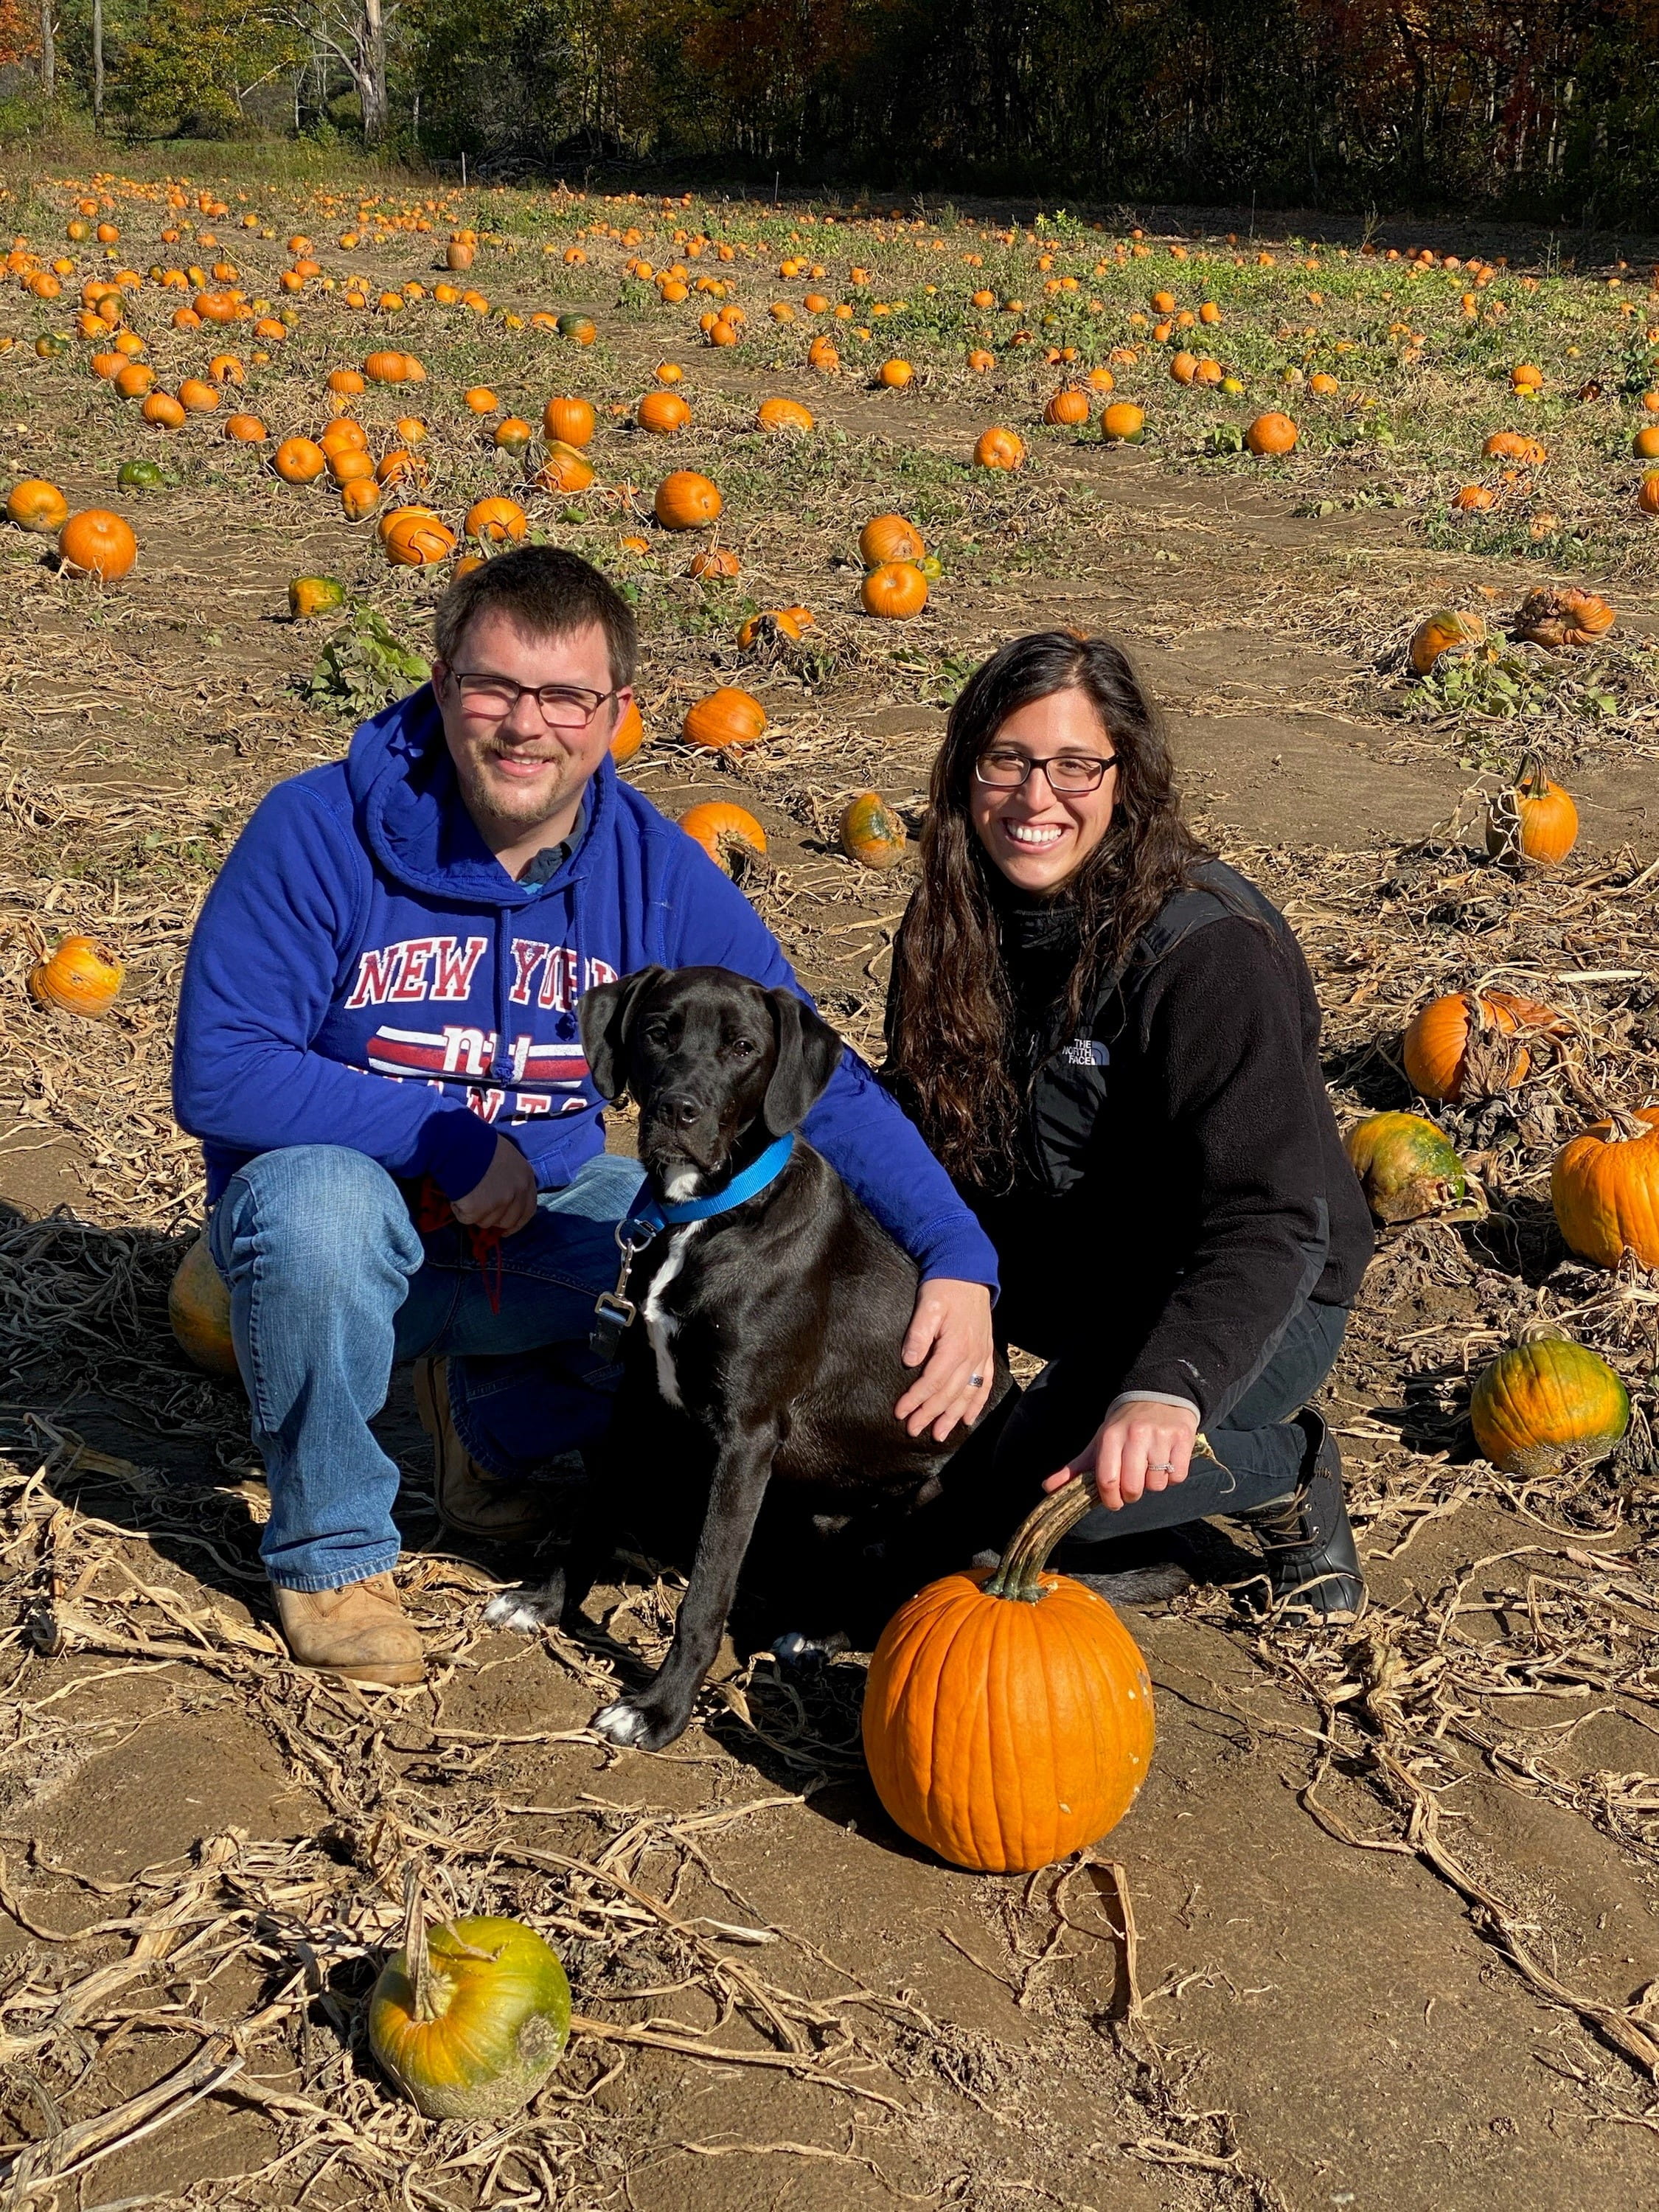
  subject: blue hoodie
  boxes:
[173,686,998,1290]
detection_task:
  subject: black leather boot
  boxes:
[1236,1411,1366,1624]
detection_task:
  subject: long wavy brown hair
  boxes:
[886,630,1206,1188]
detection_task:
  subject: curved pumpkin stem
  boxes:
[1601,1106,1654,1145]
[402,1865,438,2023]
[985,1443,1220,1604]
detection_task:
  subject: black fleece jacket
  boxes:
[888,860,1373,1425]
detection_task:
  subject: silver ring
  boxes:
[1147,1460,1175,1473]
[970,1372,984,1388]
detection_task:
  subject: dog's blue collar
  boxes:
[625,1131,796,1237]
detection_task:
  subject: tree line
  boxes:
[1,0,1656,223]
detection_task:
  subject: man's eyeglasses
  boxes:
[448,670,618,730]
[973,745,1119,794]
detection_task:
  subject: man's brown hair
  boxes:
[432,546,638,689]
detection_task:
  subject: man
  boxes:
[174,547,998,1686]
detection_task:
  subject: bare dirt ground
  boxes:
[1,184,1659,2212]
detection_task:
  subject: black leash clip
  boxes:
[589,1216,659,1358]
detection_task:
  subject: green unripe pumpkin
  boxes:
[1345,1110,1467,1225]
[1470,1338,1629,1479]
[369,1913,570,2121]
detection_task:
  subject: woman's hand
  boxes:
[1043,1398,1199,1507]
[896,1279,995,1441]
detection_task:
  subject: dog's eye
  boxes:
[728,1035,757,1057]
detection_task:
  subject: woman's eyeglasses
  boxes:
[973,745,1119,794]
[448,671,617,730]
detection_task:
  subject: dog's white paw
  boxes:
[485,1588,560,1633]
[592,1700,653,1746]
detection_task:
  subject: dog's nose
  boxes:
[655,1093,705,1130]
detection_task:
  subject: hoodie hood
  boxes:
[346,684,615,908]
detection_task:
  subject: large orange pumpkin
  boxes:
[1100,402,1146,443]
[862,1480,1155,1873]
[58,509,137,581]
[1402,990,1565,1103]
[364,349,409,384]
[533,442,595,494]
[1485,755,1578,869]
[7,479,69,533]
[543,396,595,448]
[858,513,924,566]
[678,801,767,873]
[654,470,722,529]
[682,687,767,750]
[1551,1107,1659,1270]
[860,561,928,619]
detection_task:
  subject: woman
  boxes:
[884,630,1373,1621]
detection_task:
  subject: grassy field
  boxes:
[1,163,1658,2212]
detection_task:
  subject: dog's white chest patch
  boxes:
[641,1223,703,1408]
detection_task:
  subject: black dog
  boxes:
[484,964,1007,1750]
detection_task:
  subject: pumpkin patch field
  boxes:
[5,161,1659,2210]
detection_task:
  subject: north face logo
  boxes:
[1062,1037,1110,1068]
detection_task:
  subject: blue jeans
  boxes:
[208,1144,644,1592]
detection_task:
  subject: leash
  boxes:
[414,1175,506,1315]
[590,1132,796,1359]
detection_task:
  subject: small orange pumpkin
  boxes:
[1453,484,1497,512]
[1409,607,1486,675]
[838,791,908,869]
[142,392,187,431]
[465,496,529,544]
[973,426,1026,470]
[682,687,767,750]
[877,358,914,388]
[1100,401,1147,443]
[1402,990,1566,1104]
[1513,587,1615,651]
[28,933,124,1016]
[533,442,595,495]
[1245,411,1298,456]
[58,508,137,581]
[860,561,928,619]
[494,417,534,453]
[543,396,595,447]
[858,513,925,566]
[168,1236,238,1376]
[1485,754,1579,869]
[686,547,742,580]
[637,390,692,434]
[757,396,814,434]
[6,479,69,533]
[678,800,767,872]
[275,437,327,484]
[609,701,644,765]
[384,510,458,566]
[654,470,723,529]
[1043,388,1091,426]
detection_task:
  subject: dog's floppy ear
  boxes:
[763,989,844,1134]
[580,966,669,1102]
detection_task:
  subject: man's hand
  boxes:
[896,1279,995,1442]
[451,1134,539,1237]
[1043,1397,1199,1508]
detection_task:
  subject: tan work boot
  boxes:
[273,1573,424,1686]
[414,1356,559,1543]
